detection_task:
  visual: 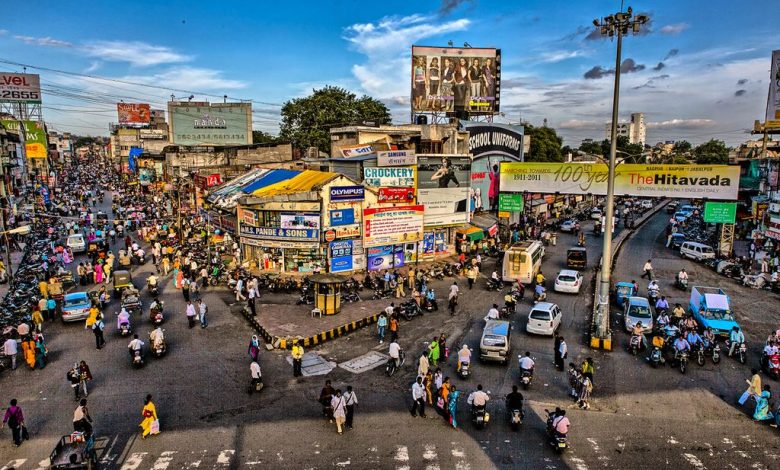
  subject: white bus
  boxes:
[502,240,545,284]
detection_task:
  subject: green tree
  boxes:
[279,86,391,154]
[525,124,563,162]
[693,139,729,164]
[578,140,604,157]
[673,140,692,155]
[252,130,281,145]
[616,135,645,163]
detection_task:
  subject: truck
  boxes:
[688,286,739,336]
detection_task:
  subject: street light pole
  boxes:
[593,7,648,343]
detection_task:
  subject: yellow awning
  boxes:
[251,170,338,197]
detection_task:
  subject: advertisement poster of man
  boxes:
[417,155,472,189]
[411,46,500,115]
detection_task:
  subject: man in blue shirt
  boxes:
[655,296,669,313]
[673,336,691,358]
[729,327,745,357]
[686,330,703,350]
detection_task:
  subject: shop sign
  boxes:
[500,163,740,200]
[417,188,470,226]
[239,207,259,226]
[378,187,416,203]
[240,224,319,241]
[330,208,355,226]
[240,237,319,249]
[324,224,361,240]
[363,167,416,188]
[498,211,510,218]
[330,256,353,273]
[329,240,353,258]
[329,185,365,202]
[280,213,320,230]
[363,205,424,247]
[377,150,416,167]
[341,144,374,158]
[703,202,737,224]
[194,173,222,190]
[366,245,404,271]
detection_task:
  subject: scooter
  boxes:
[629,334,642,356]
[458,361,471,379]
[533,290,547,303]
[249,376,264,394]
[148,282,159,297]
[485,278,503,291]
[545,410,568,453]
[508,407,523,431]
[130,349,144,368]
[118,321,132,337]
[471,404,490,430]
[385,350,405,376]
[762,353,780,380]
[674,276,688,291]
[520,369,533,389]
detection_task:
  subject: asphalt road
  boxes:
[2,201,780,470]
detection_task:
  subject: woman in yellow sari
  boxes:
[139,394,160,438]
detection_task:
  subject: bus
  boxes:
[502,241,545,284]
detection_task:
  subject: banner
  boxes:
[329,185,364,202]
[117,103,151,126]
[499,163,740,200]
[768,50,780,122]
[377,150,417,167]
[0,73,41,103]
[363,205,424,247]
[341,144,375,158]
[363,167,415,188]
[280,213,320,230]
[466,124,524,159]
[239,225,319,241]
[378,187,416,203]
[329,208,355,226]
[1,120,47,158]
[417,155,471,189]
[417,188,470,226]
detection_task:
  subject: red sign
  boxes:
[378,187,416,203]
[195,173,223,190]
[324,230,336,242]
[117,103,151,126]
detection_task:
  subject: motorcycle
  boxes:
[649,346,663,368]
[249,376,264,394]
[674,276,688,291]
[485,278,503,291]
[694,344,706,367]
[342,290,360,303]
[471,404,490,430]
[458,361,471,379]
[675,351,689,374]
[508,407,523,431]
[545,410,568,453]
[150,334,167,358]
[647,288,660,307]
[725,340,747,364]
[385,350,405,377]
[118,321,132,337]
[520,369,533,389]
[629,334,642,356]
[130,348,144,368]
[762,353,780,380]
[147,282,159,297]
[711,343,721,364]
[371,288,393,301]
[399,300,422,321]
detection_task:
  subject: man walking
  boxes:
[198,299,208,328]
[641,259,654,280]
[291,339,304,377]
[343,385,358,429]
[411,376,427,418]
[92,314,106,349]
[3,335,17,370]
[185,301,196,328]
[248,283,258,316]
[556,336,568,371]
[2,398,25,447]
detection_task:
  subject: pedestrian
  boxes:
[739,369,762,406]
[73,398,93,435]
[466,266,476,290]
[423,371,434,406]
[331,389,347,434]
[34,334,48,369]
[185,300,196,328]
[438,333,449,359]
[67,363,81,399]
[38,296,48,322]
[578,375,593,410]
[139,394,160,439]
[753,385,773,422]
[581,357,595,383]
[434,367,443,391]
[92,314,106,349]
[396,274,405,298]
[377,312,387,344]
[410,376,427,418]
[248,335,260,362]
[2,399,25,447]
[438,377,451,417]
[567,363,580,398]
[555,336,567,371]
[3,335,17,370]
[198,299,208,328]
[553,333,562,367]
[235,277,246,301]
[448,385,461,428]
[248,284,258,316]
[182,277,190,301]
[428,337,440,367]
[319,380,335,421]
[291,339,304,377]
[77,262,86,286]
[47,297,57,322]
[641,259,653,279]
[343,385,358,429]
[418,352,429,378]
[78,360,93,397]
[407,268,415,291]
[389,314,399,342]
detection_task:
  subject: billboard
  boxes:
[1,120,47,158]
[499,163,740,200]
[280,213,320,230]
[768,50,780,122]
[0,73,41,103]
[329,185,365,202]
[366,245,405,271]
[378,187,416,203]
[377,150,416,167]
[703,202,737,224]
[363,167,416,188]
[411,46,500,115]
[471,155,516,212]
[168,102,252,146]
[117,103,151,127]
[466,124,524,159]
[363,205,424,247]
[417,155,471,189]
[418,188,470,226]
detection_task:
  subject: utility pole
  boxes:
[592,6,649,347]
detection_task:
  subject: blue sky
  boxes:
[0,0,777,146]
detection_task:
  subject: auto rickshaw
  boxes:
[87,238,108,263]
[118,249,132,268]
[113,270,133,298]
[566,247,588,270]
[612,281,635,308]
[121,286,142,315]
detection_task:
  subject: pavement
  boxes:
[2,196,780,469]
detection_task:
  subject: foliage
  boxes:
[279,86,391,154]
[693,139,729,164]
[252,130,281,145]
[525,124,563,162]
[672,140,692,154]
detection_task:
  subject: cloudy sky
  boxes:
[0,0,776,146]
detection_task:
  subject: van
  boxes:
[61,292,92,322]
[67,234,86,253]
[680,241,715,261]
[480,320,511,364]
[566,247,587,270]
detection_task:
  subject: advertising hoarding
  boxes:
[329,185,365,202]
[117,103,151,126]
[340,144,375,158]
[1,120,47,158]
[330,256,354,273]
[168,102,252,146]
[499,163,740,200]
[280,213,320,230]
[498,193,524,212]
[324,224,361,240]
[466,124,524,159]
[703,202,737,224]
[471,155,515,212]
[329,240,353,258]
[416,155,471,189]
[366,245,405,271]
[411,46,500,115]
[363,167,416,188]
[329,208,355,226]
[0,73,41,103]
[417,188,470,226]
[363,205,424,247]
[377,150,417,167]
[768,50,780,122]
[239,225,319,241]
[378,187,416,203]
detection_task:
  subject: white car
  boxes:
[590,208,602,220]
[67,234,86,253]
[640,200,653,209]
[526,302,562,336]
[554,270,583,294]
[559,219,578,233]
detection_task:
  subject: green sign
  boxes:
[1,120,48,158]
[169,102,252,146]
[703,202,736,223]
[498,193,524,212]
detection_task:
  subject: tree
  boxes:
[525,124,563,162]
[616,135,645,163]
[693,139,729,164]
[279,86,391,154]
[578,140,604,157]
[252,130,281,145]
[673,140,692,155]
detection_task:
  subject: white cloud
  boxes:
[123,67,247,90]
[538,50,586,63]
[646,119,715,129]
[344,14,470,98]
[14,35,73,47]
[0,30,9,35]
[84,61,101,73]
[83,41,191,66]
[558,119,599,129]
[660,23,690,35]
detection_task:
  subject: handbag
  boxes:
[149,419,160,435]
[21,425,30,440]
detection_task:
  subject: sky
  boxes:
[0,0,777,147]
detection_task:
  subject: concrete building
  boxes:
[329,123,470,158]
[605,112,646,145]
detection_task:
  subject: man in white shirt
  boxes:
[410,376,426,418]
[388,339,402,367]
[449,282,459,300]
[3,336,17,370]
[485,304,500,321]
[457,344,471,371]
[128,334,144,358]
[385,303,395,316]
[518,351,535,374]
[468,384,490,410]
[641,259,654,279]
[343,385,358,429]
[235,278,246,301]
[250,361,262,379]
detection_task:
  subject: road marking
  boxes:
[151,451,177,470]
[32,458,51,470]
[216,450,235,466]
[120,452,148,470]
[683,453,706,469]
[395,445,410,470]
[2,460,27,470]
[570,456,589,470]
[101,435,119,464]
[668,436,679,444]
[335,460,351,467]
[423,444,439,470]
[586,438,600,453]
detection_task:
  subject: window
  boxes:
[530,310,550,320]
[510,252,522,272]
[482,335,506,347]
[419,140,443,154]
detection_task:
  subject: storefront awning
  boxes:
[471,213,498,231]
[242,169,300,194]
[251,170,339,197]
[456,225,485,241]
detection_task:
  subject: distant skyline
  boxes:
[0,0,777,146]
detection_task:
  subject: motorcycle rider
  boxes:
[457,344,471,372]
[687,329,703,353]
[448,282,459,314]
[702,328,716,351]
[424,288,438,311]
[485,304,500,321]
[149,326,165,350]
[128,334,144,359]
[676,269,689,286]
[656,310,670,330]
[467,384,490,413]
[632,322,648,350]
[388,338,402,368]
[504,291,516,313]
[490,270,500,286]
[673,335,691,362]
[534,283,546,301]
[250,360,262,391]
[117,307,130,331]
[550,408,570,439]
[518,351,535,376]
[729,326,745,357]
[655,296,669,314]
[647,279,660,297]
[147,274,158,290]
[505,385,524,416]
[672,303,686,325]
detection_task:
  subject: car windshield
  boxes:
[628,305,651,318]
[68,236,82,242]
[616,286,632,295]
[64,296,88,307]
[558,275,577,283]
[568,251,585,260]
[530,310,550,320]
[483,335,506,347]
[701,309,734,321]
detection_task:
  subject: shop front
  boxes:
[239,210,322,273]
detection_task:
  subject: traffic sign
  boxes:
[703,202,736,224]
[498,193,523,212]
